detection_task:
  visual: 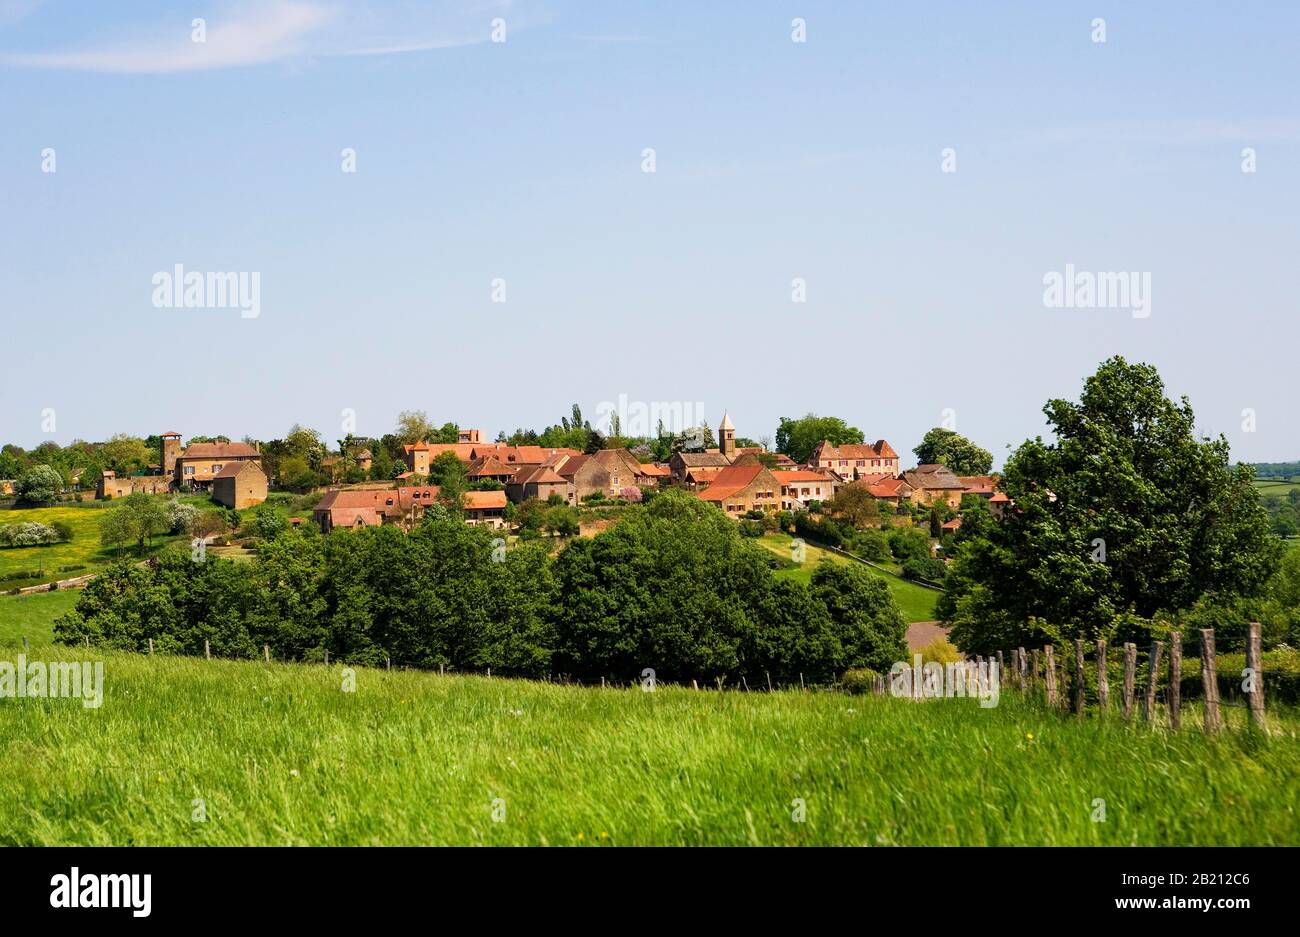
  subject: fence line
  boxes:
[996,623,1270,735]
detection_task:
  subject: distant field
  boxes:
[0,504,183,589]
[1254,478,1300,499]
[757,532,940,623]
[0,492,305,589]
[0,640,1295,846]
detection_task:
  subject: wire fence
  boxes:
[972,625,1277,734]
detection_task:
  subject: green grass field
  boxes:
[0,635,1295,845]
[1254,478,1300,498]
[0,492,305,589]
[757,532,940,623]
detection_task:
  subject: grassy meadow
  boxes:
[0,632,1296,845]
[0,492,305,589]
[757,531,940,623]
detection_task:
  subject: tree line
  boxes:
[53,489,908,685]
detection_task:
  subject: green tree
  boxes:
[775,415,864,465]
[808,561,908,673]
[912,428,994,476]
[943,356,1281,652]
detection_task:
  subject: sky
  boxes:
[1,1,1297,468]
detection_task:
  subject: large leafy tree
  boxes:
[943,357,1281,651]
[912,428,993,475]
[776,414,864,464]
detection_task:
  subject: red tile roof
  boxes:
[774,469,836,483]
[696,463,766,503]
[511,465,568,486]
[463,490,508,510]
[182,441,260,459]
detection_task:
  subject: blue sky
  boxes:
[2,1,1297,466]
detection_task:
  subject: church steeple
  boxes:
[718,411,736,459]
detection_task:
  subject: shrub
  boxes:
[888,528,930,562]
[841,667,881,695]
[165,500,199,535]
[0,522,63,548]
[50,521,74,542]
[917,637,960,665]
[851,528,891,562]
[902,556,948,584]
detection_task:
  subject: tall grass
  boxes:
[1,641,1296,846]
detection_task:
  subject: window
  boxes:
[184,466,194,475]
[212,464,223,473]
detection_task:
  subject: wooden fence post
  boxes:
[1044,646,1057,706]
[204,639,210,660]
[1144,640,1164,724]
[997,650,1005,683]
[1246,621,1266,732]
[766,671,773,692]
[263,644,269,663]
[1072,639,1086,714]
[1017,647,1027,691]
[1200,629,1221,734]
[1030,648,1040,690]
[324,649,330,666]
[1169,633,1182,730]
[1096,639,1108,712]
[1122,643,1136,718]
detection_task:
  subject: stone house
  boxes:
[695,463,782,516]
[212,461,268,510]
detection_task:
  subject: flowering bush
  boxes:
[620,486,642,503]
[0,521,67,548]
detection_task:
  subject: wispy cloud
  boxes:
[0,0,521,73]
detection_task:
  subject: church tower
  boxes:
[718,412,736,459]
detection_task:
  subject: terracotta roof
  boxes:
[811,439,898,463]
[696,463,766,503]
[181,441,260,459]
[511,465,568,486]
[775,469,836,483]
[466,456,514,477]
[213,461,261,479]
[639,463,671,476]
[958,475,997,495]
[161,431,181,437]
[315,485,441,518]
[553,454,593,478]
[942,517,963,531]
[685,465,727,483]
[329,507,380,527]
[494,446,581,465]
[903,466,965,490]
[463,490,508,510]
[990,491,1011,503]
[866,477,913,498]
